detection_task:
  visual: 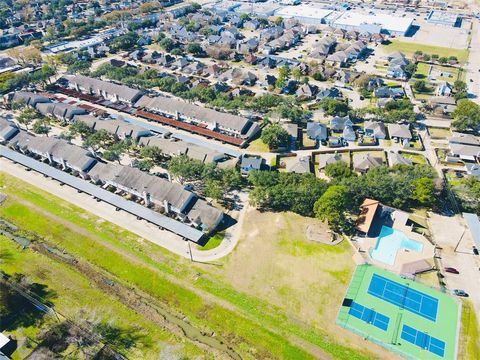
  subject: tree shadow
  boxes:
[94,323,150,352]
[0,273,57,332]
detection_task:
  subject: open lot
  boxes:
[382,40,469,62]
[406,22,470,50]
[0,171,384,360]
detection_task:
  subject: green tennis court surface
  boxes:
[337,265,460,360]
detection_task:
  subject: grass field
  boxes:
[458,300,480,360]
[382,41,469,63]
[337,265,460,360]
[0,236,203,359]
[0,171,381,360]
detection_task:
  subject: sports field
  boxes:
[337,265,460,360]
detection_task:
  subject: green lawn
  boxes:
[197,230,225,251]
[337,265,460,360]
[402,152,427,164]
[382,40,469,62]
[0,172,376,360]
[458,300,480,360]
[428,127,452,139]
[248,137,269,153]
[0,235,203,359]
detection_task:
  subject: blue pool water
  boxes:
[370,226,423,265]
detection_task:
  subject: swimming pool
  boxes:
[370,226,423,265]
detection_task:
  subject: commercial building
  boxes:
[426,10,460,27]
[332,11,413,36]
[275,4,333,25]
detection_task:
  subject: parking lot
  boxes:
[429,213,480,326]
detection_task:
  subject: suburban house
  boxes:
[388,123,412,142]
[385,52,409,80]
[306,122,328,142]
[353,153,383,173]
[296,83,318,100]
[387,151,413,167]
[448,135,480,162]
[374,86,405,98]
[240,155,263,174]
[330,115,353,132]
[436,82,453,97]
[316,87,341,100]
[286,156,311,174]
[364,121,386,139]
[343,125,356,142]
[318,152,343,170]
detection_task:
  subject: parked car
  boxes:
[444,267,459,274]
[453,289,469,297]
[473,247,479,256]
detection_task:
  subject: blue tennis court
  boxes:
[401,324,445,357]
[368,273,438,321]
[348,301,390,331]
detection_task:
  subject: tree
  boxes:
[317,98,350,116]
[186,43,203,56]
[413,80,427,93]
[69,121,92,137]
[110,32,139,52]
[452,99,480,131]
[313,185,351,232]
[103,150,120,162]
[274,17,283,26]
[412,177,436,205]
[260,124,290,149]
[83,130,111,150]
[404,63,417,78]
[291,67,302,81]
[438,57,448,64]
[324,161,354,179]
[423,54,431,62]
[32,119,50,134]
[139,1,162,14]
[136,159,154,171]
[17,108,39,129]
[204,179,223,200]
[159,37,175,52]
[167,155,204,183]
[139,146,164,163]
[453,80,468,101]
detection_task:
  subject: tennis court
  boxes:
[368,273,438,321]
[336,265,460,359]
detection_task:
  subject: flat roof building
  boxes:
[275,5,333,25]
[426,10,460,27]
[332,11,414,36]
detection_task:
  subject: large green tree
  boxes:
[452,100,480,132]
[260,124,289,150]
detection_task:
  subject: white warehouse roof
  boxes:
[275,5,333,21]
[333,11,413,34]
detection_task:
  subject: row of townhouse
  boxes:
[1,118,223,233]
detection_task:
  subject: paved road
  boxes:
[466,21,480,104]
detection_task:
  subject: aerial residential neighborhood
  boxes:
[0,0,479,359]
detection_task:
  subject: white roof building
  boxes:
[333,11,413,36]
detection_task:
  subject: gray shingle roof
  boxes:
[66,75,144,103]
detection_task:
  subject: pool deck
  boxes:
[355,210,435,274]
